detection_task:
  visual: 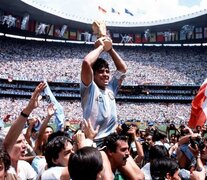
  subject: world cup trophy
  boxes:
[92,20,112,51]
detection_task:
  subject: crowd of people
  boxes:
[0,98,191,125]
[0,36,207,179]
[0,82,206,179]
[0,37,206,85]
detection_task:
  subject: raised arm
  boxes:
[108,48,127,73]
[81,43,104,86]
[4,82,46,153]
[34,103,55,155]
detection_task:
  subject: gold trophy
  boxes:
[92,20,112,51]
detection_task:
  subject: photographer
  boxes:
[166,123,180,142]
[177,127,201,171]
[142,133,154,166]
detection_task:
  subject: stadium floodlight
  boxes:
[183,43,201,46]
[5,34,25,39]
[25,37,45,41]
[46,39,65,43]
[163,44,181,47]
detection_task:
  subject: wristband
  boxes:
[20,111,29,118]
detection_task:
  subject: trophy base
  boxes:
[95,37,112,52]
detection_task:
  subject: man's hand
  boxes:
[24,82,47,115]
[94,37,112,51]
[82,119,99,140]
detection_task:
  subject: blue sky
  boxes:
[21,0,207,23]
[179,0,201,7]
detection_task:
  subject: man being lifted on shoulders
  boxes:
[80,37,127,147]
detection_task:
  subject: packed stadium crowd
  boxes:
[0,98,191,125]
[0,36,207,179]
[0,37,206,85]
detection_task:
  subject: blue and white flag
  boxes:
[125,8,133,16]
[44,80,65,131]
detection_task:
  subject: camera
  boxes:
[169,124,176,130]
[120,123,131,135]
[189,136,205,151]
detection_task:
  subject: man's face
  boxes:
[9,134,27,161]
[94,67,110,89]
[55,141,73,167]
[145,135,153,146]
[111,140,129,167]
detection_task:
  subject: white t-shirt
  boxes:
[141,162,152,180]
[7,160,37,180]
[32,156,47,178]
[41,166,65,180]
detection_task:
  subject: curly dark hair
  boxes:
[45,135,72,168]
[103,132,128,152]
[92,58,109,73]
[0,148,11,171]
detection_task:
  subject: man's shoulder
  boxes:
[41,167,65,180]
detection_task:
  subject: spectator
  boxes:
[41,135,73,180]
[103,132,144,179]
[3,82,47,179]
[150,157,180,180]
[68,146,103,180]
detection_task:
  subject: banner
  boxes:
[48,25,54,36]
[171,31,178,41]
[188,78,207,128]
[135,34,141,43]
[157,32,164,42]
[150,33,156,42]
[44,81,65,131]
[69,30,77,40]
[195,27,202,39]
[179,31,186,40]
[28,20,36,32]
[204,28,207,38]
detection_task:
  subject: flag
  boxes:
[44,81,65,131]
[69,30,77,40]
[98,6,107,13]
[188,78,207,128]
[111,8,120,15]
[125,8,133,16]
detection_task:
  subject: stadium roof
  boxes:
[0,0,207,34]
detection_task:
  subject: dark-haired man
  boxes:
[80,37,127,147]
[104,132,144,180]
